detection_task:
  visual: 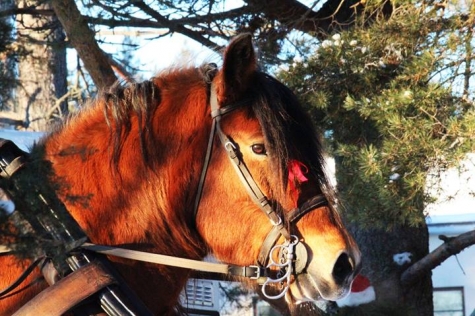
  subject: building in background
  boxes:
[428,213,475,316]
[426,154,475,316]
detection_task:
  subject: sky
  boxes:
[425,154,475,217]
[67,0,248,80]
[67,32,216,82]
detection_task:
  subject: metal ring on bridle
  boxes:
[261,235,299,299]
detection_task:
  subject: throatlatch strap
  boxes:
[193,118,218,219]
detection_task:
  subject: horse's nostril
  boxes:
[332,252,354,283]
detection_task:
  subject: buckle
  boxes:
[228,265,262,280]
[247,265,260,279]
[269,214,282,226]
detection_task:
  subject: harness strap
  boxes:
[0,256,44,299]
[288,194,328,223]
[215,123,286,231]
[193,117,218,218]
[81,243,271,283]
[83,243,229,274]
[227,265,266,280]
[257,228,283,267]
[1,242,275,285]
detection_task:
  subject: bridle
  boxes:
[193,77,329,299]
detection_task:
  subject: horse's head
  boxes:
[195,34,361,306]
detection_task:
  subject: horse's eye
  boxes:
[251,143,267,155]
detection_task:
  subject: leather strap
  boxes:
[193,117,218,218]
[228,265,265,280]
[82,243,230,274]
[287,194,328,223]
[82,243,270,283]
[0,256,44,299]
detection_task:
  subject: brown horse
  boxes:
[0,34,360,315]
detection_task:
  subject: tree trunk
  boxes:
[15,0,67,131]
[0,0,16,113]
[50,0,117,90]
[345,223,434,316]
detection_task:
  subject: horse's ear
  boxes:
[215,33,257,104]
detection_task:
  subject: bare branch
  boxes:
[177,5,253,25]
[131,0,221,49]
[401,230,475,287]
[108,56,134,83]
[241,0,377,38]
[0,112,27,129]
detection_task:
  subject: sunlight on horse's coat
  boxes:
[0,34,360,315]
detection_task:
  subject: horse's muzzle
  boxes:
[287,250,361,303]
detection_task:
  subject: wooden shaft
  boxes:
[13,261,115,316]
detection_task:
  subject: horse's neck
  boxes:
[43,100,207,260]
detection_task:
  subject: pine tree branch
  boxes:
[400,229,475,287]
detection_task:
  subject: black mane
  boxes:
[250,72,332,201]
[103,80,160,166]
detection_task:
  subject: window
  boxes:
[434,287,465,316]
